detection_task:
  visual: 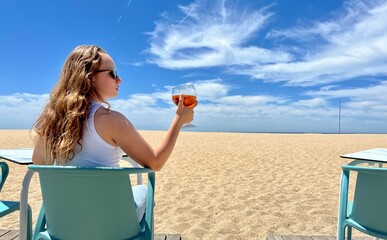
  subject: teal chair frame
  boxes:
[0,161,20,218]
[337,160,387,239]
[20,165,155,240]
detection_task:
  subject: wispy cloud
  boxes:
[231,0,387,86]
[147,0,291,69]
[147,0,387,87]
[306,80,387,100]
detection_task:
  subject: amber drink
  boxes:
[171,84,197,128]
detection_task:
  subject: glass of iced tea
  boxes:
[172,84,197,128]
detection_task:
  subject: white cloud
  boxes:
[191,79,231,101]
[239,0,387,86]
[2,79,387,133]
[306,80,387,102]
[217,95,279,106]
[0,93,48,129]
[147,0,387,88]
[147,0,291,69]
[293,98,327,108]
[115,79,387,132]
[305,80,387,121]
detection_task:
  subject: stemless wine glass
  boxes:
[172,84,197,128]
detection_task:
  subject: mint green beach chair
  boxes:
[337,160,387,239]
[19,165,155,240]
[0,162,20,218]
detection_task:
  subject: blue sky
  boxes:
[1,0,387,133]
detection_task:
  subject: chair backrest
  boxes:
[347,166,387,233]
[29,165,153,240]
[0,162,9,191]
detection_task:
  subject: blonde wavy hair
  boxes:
[33,45,109,164]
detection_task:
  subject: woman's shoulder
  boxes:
[95,107,123,118]
[94,107,130,125]
[93,107,134,143]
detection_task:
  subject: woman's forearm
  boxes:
[152,115,184,170]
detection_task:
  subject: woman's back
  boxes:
[68,101,123,167]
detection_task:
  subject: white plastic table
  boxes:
[0,148,33,165]
[341,148,387,163]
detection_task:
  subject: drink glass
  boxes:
[172,84,197,128]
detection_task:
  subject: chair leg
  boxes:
[337,170,350,240]
[346,226,352,240]
[337,223,345,240]
[20,170,34,240]
[33,204,46,238]
[27,205,32,240]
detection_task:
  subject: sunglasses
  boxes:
[95,68,118,79]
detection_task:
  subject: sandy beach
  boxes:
[1,130,386,239]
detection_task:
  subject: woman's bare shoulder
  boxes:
[95,107,123,117]
[95,107,132,126]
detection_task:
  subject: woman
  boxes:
[32,45,196,221]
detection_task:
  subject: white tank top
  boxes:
[67,102,124,167]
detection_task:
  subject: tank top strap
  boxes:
[89,101,102,118]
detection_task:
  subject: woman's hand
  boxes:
[175,94,197,126]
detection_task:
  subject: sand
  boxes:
[1,130,386,239]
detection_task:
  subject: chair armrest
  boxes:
[121,156,143,185]
[346,160,385,168]
[343,161,387,173]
